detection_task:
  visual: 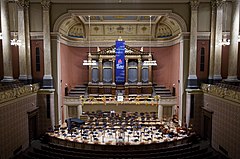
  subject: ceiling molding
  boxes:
[29,0,211,3]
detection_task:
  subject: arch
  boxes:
[53,10,188,41]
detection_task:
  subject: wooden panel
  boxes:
[88,87,99,94]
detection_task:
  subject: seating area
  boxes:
[21,138,220,159]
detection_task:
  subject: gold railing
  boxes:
[0,83,39,103]
[201,83,240,103]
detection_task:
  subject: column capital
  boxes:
[16,0,29,8]
[216,0,225,8]
[210,0,217,9]
[41,0,51,10]
[190,0,200,10]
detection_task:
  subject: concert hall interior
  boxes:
[0,0,240,159]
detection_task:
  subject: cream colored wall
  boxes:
[203,94,240,159]
[30,3,43,32]
[0,94,37,159]
[198,3,211,32]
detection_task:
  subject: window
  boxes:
[36,47,40,72]
[200,47,205,72]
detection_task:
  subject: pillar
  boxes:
[187,0,199,89]
[25,0,32,83]
[41,0,53,88]
[137,58,142,84]
[1,0,14,82]
[213,0,224,82]
[77,105,82,118]
[125,59,129,84]
[17,0,27,82]
[148,55,152,84]
[208,0,217,84]
[158,105,163,120]
[88,53,92,84]
[227,0,239,81]
[99,58,103,84]
[112,58,115,85]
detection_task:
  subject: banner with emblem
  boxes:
[115,40,125,84]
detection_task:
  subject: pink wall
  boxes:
[151,44,180,90]
[60,44,89,89]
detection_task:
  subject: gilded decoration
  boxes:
[0,83,39,104]
[201,84,240,103]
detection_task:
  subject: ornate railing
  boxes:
[0,83,40,103]
[64,95,177,106]
[201,83,240,103]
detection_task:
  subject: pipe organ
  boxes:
[87,45,153,96]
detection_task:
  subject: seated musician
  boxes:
[172,114,178,124]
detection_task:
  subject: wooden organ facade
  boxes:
[87,45,153,96]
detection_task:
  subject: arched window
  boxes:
[200,47,205,72]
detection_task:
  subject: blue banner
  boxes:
[115,41,125,84]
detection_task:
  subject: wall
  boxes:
[0,93,38,159]
[152,44,180,91]
[60,43,89,89]
[198,3,211,32]
[29,4,43,32]
[203,94,240,159]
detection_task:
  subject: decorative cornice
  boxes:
[190,0,200,10]
[41,0,51,10]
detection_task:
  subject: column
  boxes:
[25,0,32,83]
[88,53,92,84]
[112,58,115,85]
[148,55,152,84]
[137,58,142,84]
[41,0,53,88]
[17,0,27,82]
[99,58,103,84]
[213,0,224,82]
[186,93,191,127]
[187,0,199,89]
[77,105,82,118]
[158,105,163,120]
[125,59,129,84]
[227,0,240,81]
[208,0,217,84]
[1,0,14,82]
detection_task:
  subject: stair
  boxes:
[154,85,172,97]
[68,85,87,97]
